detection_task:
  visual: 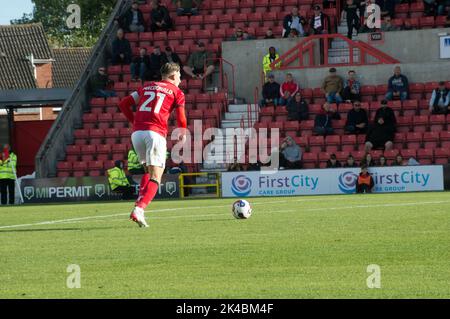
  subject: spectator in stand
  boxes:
[264,28,275,39]
[360,152,375,167]
[344,154,358,167]
[356,165,374,193]
[243,30,255,40]
[150,0,173,32]
[288,29,300,38]
[162,46,182,67]
[130,48,150,82]
[381,16,399,31]
[89,67,117,98]
[279,136,303,169]
[429,81,450,114]
[365,100,396,151]
[287,92,309,121]
[402,19,414,30]
[342,70,362,102]
[183,42,214,80]
[385,66,409,101]
[342,0,361,39]
[260,73,281,107]
[424,0,438,16]
[107,160,135,200]
[229,28,245,41]
[322,67,344,104]
[263,46,281,76]
[378,155,388,167]
[391,154,405,166]
[345,101,369,134]
[147,46,164,80]
[314,102,341,135]
[279,73,299,106]
[282,7,307,38]
[111,29,132,65]
[310,5,331,34]
[174,0,201,16]
[377,0,395,18]
[115,1,145,32]
[326,153,342,168]
[438,1,450,16]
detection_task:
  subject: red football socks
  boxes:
[136,176,159,210]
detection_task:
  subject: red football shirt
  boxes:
[130,80,185,137]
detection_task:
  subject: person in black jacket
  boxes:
[365,100,396,152]
[314,102,341,136]
[260,74,281,107]
[310,5,331,34]
[326,153,342,168]
[117,0,145,32]
[282,7,307,37]
[112,29,132,65]
[147,46,164,80]
[345,101,368,134]
[150,0,173,32]
[286,92,309,121]
[376,0,395,18]
[342,0,360,39]
[344,154,358,167]
[161,46,182,67]
[131,48,151,81]
[89,67,116,98]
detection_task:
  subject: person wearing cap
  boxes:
[345,101,368,134]
[150,0,173,32]
[260,73,281,107]
[429,81,450,114]
[385,66,409,101]
[310,5,331,34]
[282,7,307,38]
[326,153,342,168]
[183,42,215,80]
[365,100,396,152]
[162,46,182,67]
[356,165,374,194]
[174,0,201,16]
[107,160,135,200]
[322,68,344,104]
[262,47,281,76]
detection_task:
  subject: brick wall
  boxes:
[35,63,53,89]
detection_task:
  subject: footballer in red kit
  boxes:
[118,62,187,228]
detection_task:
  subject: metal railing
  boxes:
[35,0,130,178]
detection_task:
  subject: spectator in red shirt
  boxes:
[279,73,299,106]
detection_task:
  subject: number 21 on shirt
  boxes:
[140,91,166,114]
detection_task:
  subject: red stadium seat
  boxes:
[239,0,254,14]
[413,115,429,132]
[302,152,318,169]
[309,135,325,153]
[429,114,446,131]
[393,132,406,149]
[341,135,356,152]
[406,132,423,149]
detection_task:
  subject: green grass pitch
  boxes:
[0,192,449,299]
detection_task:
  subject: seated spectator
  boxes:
[408,157,420,166]
[429,81,450,114]
[287,92,309,121]
[115,1,145,32]
[342,0,360,39]
[282,7,307,38]
[162,46,182,67]
[264,28,275,39]
[262,46,281,76]
[89,67,116,98]
[107,160,135,200]
[345,101,368,134]
[150,0,173,32]
[438,0,450,16]
[377,0,395,18]
[344,154,358,167]
[365,100,396,152]
[326,153,342,168]
[130,48,150,81]
[111,29,132,65]
[360,152,375,167]
[356,165,374,193]
[260,73,281,107]
[127,148,145,175]
[402,19,414,30]
[424,0,438,16]
[310,5,331,34]
[391,154,405,166]
[229,28,245,41]
[147,46,164,80]
[314,102,341,136]
[342,70,362,102]
[279,136,303,169]
[279,73,299,106]
[183,42,215,80]
[322,67,344,104]
[174,0,201,16]
[378,155,388,167]
[243,30,255,40]
[380,16,399,32]
[385,66,409,101]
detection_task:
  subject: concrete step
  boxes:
[228,104,252,113]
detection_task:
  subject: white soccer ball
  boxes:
[232,199,252,219]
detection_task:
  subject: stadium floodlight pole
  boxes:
[10,161,24,205]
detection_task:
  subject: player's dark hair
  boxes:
[160,62,180,77]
